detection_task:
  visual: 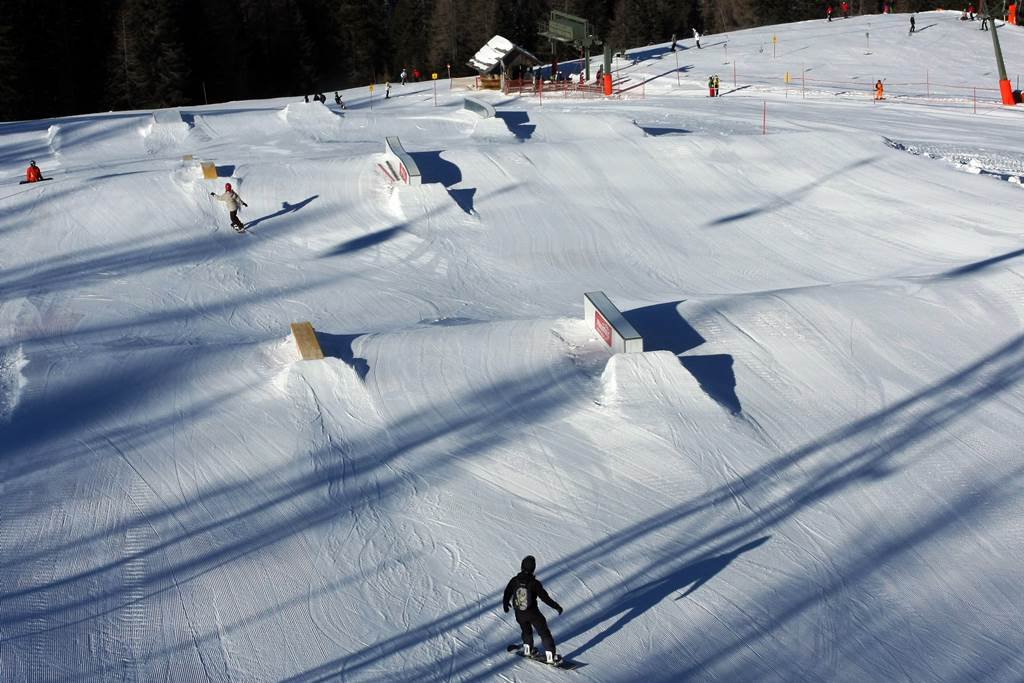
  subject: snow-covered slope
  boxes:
[2,11,1023,682]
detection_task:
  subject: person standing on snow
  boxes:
[503,555,564,665]
[670,33,678,51]
[400,68,407,85]
[693,28,702,49]
[24,160,44,183]
[708,75,716,97]
[714,74,721,96]
[827,5,833,22]
[385,82,391,99]
[211,182,248,232]
[874,79,885,100]
[909,14,916,34]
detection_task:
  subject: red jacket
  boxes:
[26,165,42,182]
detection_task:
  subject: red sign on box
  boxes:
[594,310,612,346]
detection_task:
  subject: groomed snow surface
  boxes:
[2,11,1024,682]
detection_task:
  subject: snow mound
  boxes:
[601,351,706,408]
[471,117,516,141]
[140,111,190,155]
[0,346,27,422]
[388,183,465,230]
[885,137,1024,183]
[278,102,345,142]
[46,124,62,157]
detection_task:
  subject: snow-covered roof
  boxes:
[468,35,540,73]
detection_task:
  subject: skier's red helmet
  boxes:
[225,182,232,191]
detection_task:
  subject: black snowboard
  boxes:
[506,644,586,671]
[19,178,53,185]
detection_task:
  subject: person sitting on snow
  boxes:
[25,160,43,183]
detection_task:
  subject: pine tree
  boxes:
[106,0,191,110]
[390,0,434,79]
[336,0,390,85]
[0,11,21,121]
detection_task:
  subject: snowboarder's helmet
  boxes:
[521,555,536,573]
[225,183,232,191]
[29,160,36,165]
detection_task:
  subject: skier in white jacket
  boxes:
[211,182,248,232]
[693,28,702,49]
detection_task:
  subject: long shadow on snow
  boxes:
[0,203,318,299]
[285,331,1024,682]
[0,346,241,483]
[932,246,1024,280]
[495,111,535,141]
[315,332,370,380]
[321,224,407,256]
[0,362,579,639]
[623,301,741,414]
[408,150,476,214]
[7,271,348,350]
[625,44,685,62]
[633,120,691,136]
[245,194,318,230]
[320,179,508,257]
[707,156,878,226]
[617,64,694,94]
[565,536,770,657]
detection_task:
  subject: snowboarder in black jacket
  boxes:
[503,555,564,664]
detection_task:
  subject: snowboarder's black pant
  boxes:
[516,609,556,654]
[229,210,244,230]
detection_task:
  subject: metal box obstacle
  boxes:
[463,97,496,118]
[381,137,422,186]
[584,292,643,354]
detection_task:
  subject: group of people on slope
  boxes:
[960,4,993,30]
[826,2,852,21]
[708,74,722,97]
[303,91,346,108]
[399,68,423,85]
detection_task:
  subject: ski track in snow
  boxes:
[3,10,1024,682]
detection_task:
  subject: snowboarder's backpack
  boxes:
[513,578,530,611]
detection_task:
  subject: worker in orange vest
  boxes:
[874,79,885,100]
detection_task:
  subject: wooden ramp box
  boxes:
[291,322,325,360]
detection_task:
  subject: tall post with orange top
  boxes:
[981,0,1017,104]
[602,44,613,96]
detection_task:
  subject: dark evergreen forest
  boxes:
[0,0,940,121]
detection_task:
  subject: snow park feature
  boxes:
[584,291,643,353]
[290,322,325,361]
[463,96,496,118]
[380,136,422,185]
[3,10,1024,682]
